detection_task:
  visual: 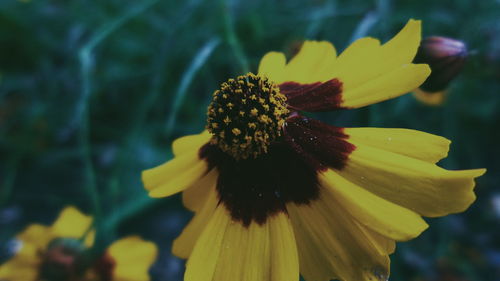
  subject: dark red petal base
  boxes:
[199,114,355,226]
[200,142,318,226]
[283,114,356,171]
[279,79,344,112]
[92,252,116,281]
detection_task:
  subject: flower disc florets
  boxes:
[39,238,87,280]
[38,238,115,281]
[207,73,289,160]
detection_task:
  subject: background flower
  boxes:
[0,207,157,281]
[0,0,498,280]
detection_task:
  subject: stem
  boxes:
[106,0,206,208]
[76,0,160,244]
[165,38,221,137]
[78,48,101,219]
[101,196,156,234]
[0,154,21,207]
[221,0,250,73]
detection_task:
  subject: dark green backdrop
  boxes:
[0,0,499,280]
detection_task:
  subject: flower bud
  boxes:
[414,36,468,93]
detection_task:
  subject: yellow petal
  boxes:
[0,253,39,281]
[149,131,211,197]
[51,206,93,239]
[338,145,486,217]
[108,236,158,281]
[182,169,218,212]
[288,194,389,281]
[335,19,420,87]
[184,207,299,281]
[183,206,228,281]
[142,151,200,191]
[83,230,96,248]
[0,225,49,281]
[330,37,381,83]
[356,222,396,256]
[17,223,54,249]
[11,225,53,265]
[142,150,209,198]
[275,20,428,109]
[379,19,422,72]
[148,162,208,198]
[257,51,287,83]
[320,169,428,241]
[172,131,211,157]
[345,127,451,163]
[283,41,337,84]
[333,19,429,108]
[340,63,431,108]
[212,215,269,281]
[173,186,218,259]
[268,212,299,281]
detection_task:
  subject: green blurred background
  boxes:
[0,0,499,280]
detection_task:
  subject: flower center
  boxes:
[206,73,289,160]
[38,238,86,281]
[38,238,115,281]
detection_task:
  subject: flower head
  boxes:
[207,73,289,160]
[413,36,468,105]
[0,207,157,281]
[142,19,485,281]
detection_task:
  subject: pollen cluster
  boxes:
[207,73,289,160]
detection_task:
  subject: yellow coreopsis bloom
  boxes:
[0,206,157,281]
[142,19,486,281]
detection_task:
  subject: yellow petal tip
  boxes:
[148,189,167,198]
[400,220,429,241]
[406,19,422,30]
[472,168,487,177]
[141,170,155,191]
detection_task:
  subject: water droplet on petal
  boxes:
[372,266,389,281]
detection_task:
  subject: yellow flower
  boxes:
[0,206,157,281]
[142,19,486,281]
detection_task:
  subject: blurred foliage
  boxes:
[0,0,499,280]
